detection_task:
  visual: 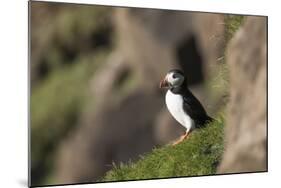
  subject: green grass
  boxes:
[102,116,224,181]
[225,15,245,42]
[205,15,245,112]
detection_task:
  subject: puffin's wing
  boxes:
[182,94,213,125]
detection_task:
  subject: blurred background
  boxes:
[30,1,267,186]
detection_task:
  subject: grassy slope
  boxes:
[103,116,224,181]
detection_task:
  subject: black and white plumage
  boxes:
[159,69,213,145]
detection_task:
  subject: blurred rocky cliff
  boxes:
[30,2,265,186]
[218,17,267,173]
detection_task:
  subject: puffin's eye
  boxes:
[172,74,177,79]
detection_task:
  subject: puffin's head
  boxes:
[159,69,185,89]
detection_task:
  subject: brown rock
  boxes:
[218,17,267,173]
[54,90,164,184]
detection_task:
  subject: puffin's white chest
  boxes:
[165,90,194,131]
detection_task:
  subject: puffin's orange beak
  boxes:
[159,78,169,88]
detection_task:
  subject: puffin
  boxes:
[159,69,213,145]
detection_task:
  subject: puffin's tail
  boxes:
[206,115,214,123]
[196,115,214,128]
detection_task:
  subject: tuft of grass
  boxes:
[102,116,224,181]
[205,15,245,112]
[225,15,245,43]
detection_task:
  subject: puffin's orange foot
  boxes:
[172,132,190,146]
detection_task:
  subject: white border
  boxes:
[1,0,280,188]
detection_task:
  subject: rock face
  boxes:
[218,17,267,173]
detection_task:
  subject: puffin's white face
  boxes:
[166,72,185,87]
[160,71,185,89]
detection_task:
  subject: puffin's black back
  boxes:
[182,89,213,128]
